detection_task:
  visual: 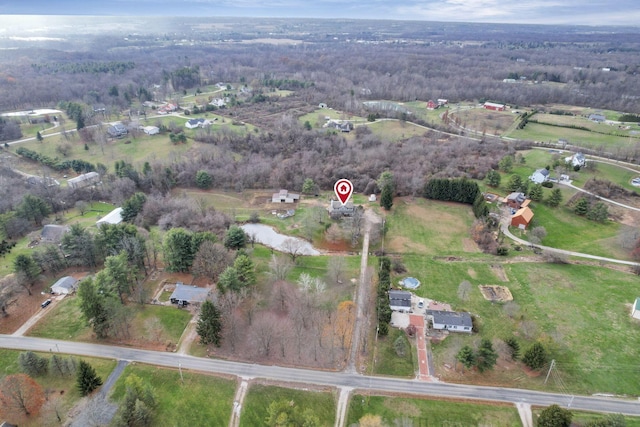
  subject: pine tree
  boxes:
[587,202,608,223]
[486,169,501,187]
[476,338,498,372]
[499,155,514,173]
[529,183,544,202]
[36,131,43,142]
[522,342,548,370]
[378,171,394,211]
[18,351,48,376]
[13,254,41,286]
[538,404,572,427]
[574,197,589,215]
[196,300,222,346]
[504,337,520,360]
[76,360,102,396]
[224,226,246,250]
[547,188,563,207]
[233,254,256,287]
[456,345,476,370]
[507,175,523,192]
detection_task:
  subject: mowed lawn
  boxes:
[347,395,520,426]
[509,122,638,150]
[363,119,428,142]
[110,364,236,427]
[240,384,336,426]
[385,197,478,257]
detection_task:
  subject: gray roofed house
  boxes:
[169,282,210,306]
[107,122,128,138]
[328,200,355,218]
[389,290,412,313]
[51,276,79,295]
[67,172,100,189]
[589,113,606,123]
[41,224,70,243]
[426,310,472,333]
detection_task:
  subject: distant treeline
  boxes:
[31,61,135,75]
[16,147,95,173]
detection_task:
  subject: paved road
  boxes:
[558,180,640,212]
[1,335,639,415]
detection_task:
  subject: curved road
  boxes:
[0,335,638,415]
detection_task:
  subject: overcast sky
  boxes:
[1,0,639,26]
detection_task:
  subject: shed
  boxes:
[96,207,123,226]
[51,276,79,295]
[143,126,159,135]
[426,310,472,333]
[169,282,210,307]
[389,290,412,313]
[511,207,534,229]
[632,298,640,320]
[271,189,300,204]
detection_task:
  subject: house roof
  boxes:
[427,310,472,328]
[589,113,606,121]
[484,102,505,108]
[506,192,526,202]
[329,200,354,209]
[634,297,640,310]
[96,207,123,226]
[513,207,534,223]
[51,276,78,292]
[535,168,550,176]
[68,172,100,185]
[41,224,69,241]
[389,290,412,307]
[170,282,210,303]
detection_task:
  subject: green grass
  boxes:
[563,410,640,427]
[347,395,520,426]
[110,364,236,427]
[0,233,32,276]
[135,305,192,343]
[28,297,90,340]
[363,120,428,141]
[240,384,336,426]
[0,349,115,426]
[158,290,172,302]
[373,328,414,377]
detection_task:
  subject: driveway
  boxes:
[12,294,64,337]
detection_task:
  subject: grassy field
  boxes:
[347,395,521,426]
[508,122,639,150]
[0,349,115,427]
[554,410,640,427]
[239,384,336,426]
[364,119,429,142]
[28,296,91,340]
[110,364,236,427]
[373,328,414,377]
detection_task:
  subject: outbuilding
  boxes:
[169,282,210,307]
[389,290,412,313]
[51,276,79,295]
[511,207,534,229]
[96,207,123,226]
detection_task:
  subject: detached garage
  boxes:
[51,276,79,295]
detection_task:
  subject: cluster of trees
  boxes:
[572,197,609,222]
[113,374,157,427]
[455,338,498,373]
[15,147,96,173]
[376,257,392,336]
[265,398,321,427]
[423,178,482,206]
[0,116,22,142]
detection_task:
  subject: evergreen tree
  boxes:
[529,183,544,202]
[18,351,49,376]
[218,266,241,293]
[485,169,501,187]
[13,254,41,286]
[302,178,316,195]
[234,254,256,287]
[76,360,102,396]
[574,197,589,215]
[456,345,476,370]
[16,194,51,226]
[504,337,520,360]
[36,131,43,142]
[121,193,147,223]
[163,228,195,272]
[507,175,523,192]
[196,300,222,346]
[538,404,572,427]
[498,155,514,173]
[476,338,498,372]
[379,171,394,211]
[76,113,85,130]
[472,193,489,218]
[77,277,110,339]
[547,188,563,207]
[522,342,548,370]
[587,202,608,222]
[195,170,212,189]
[224,226,246,250]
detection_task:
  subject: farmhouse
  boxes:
[41,224,69,243]
[504,192,529,210]
[328,200,355,218]
[437,99,448,106]
[169,282,210,307]
[632,298,640,320]
[529,168,550,184]
[107,122,128,138]
[67,172,100,190]
[565,152,586,168]
[389,290,412,313]
[142,126,159,135]
[51,276,79,295]
[511,206,534,229]
[158,103,177,114]
[271,189,300,204]
[483,102,505,111]
[426,310,472,333]
[185,118,211,129]
[426,100,438,110]
[96,207,123,226]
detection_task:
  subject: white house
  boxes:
[426,310,473,333]
[67,172,100,189]
[51,276,79,295]
[389,290,412,313]
[97,207,123,226]
[632,298,640,320]
[564,152,586,168]
[185,118,211,129]
[529,168,550,184]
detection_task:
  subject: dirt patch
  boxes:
[462,238,480,252]
[489,264,509,282]
[467,268,477,279]
[479,285,513,302]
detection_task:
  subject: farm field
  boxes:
[110,364,236,427]
[363,119,429,142]
[239,383,336,426]
[347,395,521,426]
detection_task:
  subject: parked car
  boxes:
[41,299,52,308]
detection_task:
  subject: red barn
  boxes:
[511,207,534,229]
[483,102,505,111]
[426,100,438,110]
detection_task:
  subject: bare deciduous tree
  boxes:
[267,255,293,282]
[282,238,305,262]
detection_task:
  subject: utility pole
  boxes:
[544,359,556,385]
[179,362,184,384]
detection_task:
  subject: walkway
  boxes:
[229,378,250,427]
[335,386,353,427]
[516,402,534,427]
[409,315,431,380]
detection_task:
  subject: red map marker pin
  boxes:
[334,179,353,206]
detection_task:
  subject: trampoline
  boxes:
[401,277,421,289]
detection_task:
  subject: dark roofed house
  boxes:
[589,113,606,123]
[169,282,210,307]
[426,310,472,333]
[41,224,70,243]
[107,122,128,138]
[389,290,412,313]
[504,192,526,209]
[328,200,355,218]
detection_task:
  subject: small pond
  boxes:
[240,223,321,256]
